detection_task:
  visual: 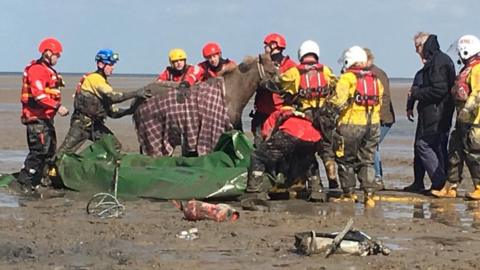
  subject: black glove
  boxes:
[282,92,296,106]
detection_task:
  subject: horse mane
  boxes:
[236,55,257,73]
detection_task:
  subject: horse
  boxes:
[133,53,278,157]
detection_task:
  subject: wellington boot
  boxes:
[431,184,457,198]
[466,185,480,200]
[330,193,358,203]
[364,192,376,208]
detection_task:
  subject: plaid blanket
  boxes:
[133,78,232,157]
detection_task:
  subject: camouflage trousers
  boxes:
[446,123,480,186]
[57,112,114,156]
[334,123,380,193]
[17,120,57,188]
[247,131,319,192]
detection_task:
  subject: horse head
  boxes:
[223,53,279,129]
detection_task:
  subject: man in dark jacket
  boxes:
[407,32,455,192]
[365,48,395,190]
[404,69,427,192]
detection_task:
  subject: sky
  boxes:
[1,0,478,77]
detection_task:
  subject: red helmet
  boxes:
[38,38,63,54]
[264,33,286,49]
[202,42,222,58]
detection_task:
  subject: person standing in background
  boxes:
[364,48,395,190]
[406,32,455,193]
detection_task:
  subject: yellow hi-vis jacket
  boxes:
[328,70,384,126]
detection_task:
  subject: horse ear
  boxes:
[258,54,263,64]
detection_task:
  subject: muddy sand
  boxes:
[1,74,480,269]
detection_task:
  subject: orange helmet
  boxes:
[202,42,222,58]
[264,33,286,49]
[38,37,63,54]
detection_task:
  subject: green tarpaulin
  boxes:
[56,131,252,199]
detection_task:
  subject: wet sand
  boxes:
[1,74,480,269]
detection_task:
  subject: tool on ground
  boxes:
[86,160,125,218]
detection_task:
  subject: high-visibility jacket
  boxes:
[74,72,129,120]
[296,62,336,109]
[195,58,236,81]
[328,67,384,126]
[254,56,300,115]
[457,58,480,124]
[20,60,62,123]
[262,106,321,142]
[156,65,198,86]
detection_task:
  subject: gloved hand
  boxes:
[136,87,152,99]
[458,108,471,123]
[282,92,296,106]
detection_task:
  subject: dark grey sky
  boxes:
[1,0,478,77]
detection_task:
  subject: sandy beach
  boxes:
[1,74,480,269]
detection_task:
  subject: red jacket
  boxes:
[195,59,236,81]
[254,56,297,115]
[156,65,198,86]
[261,107,322,142]
[20,60,61,123]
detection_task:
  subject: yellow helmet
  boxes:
[169,48,187,63]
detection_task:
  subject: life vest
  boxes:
[20,60,61,122]
[297,63,328,99]
[347,68,379,106]
[21,60,61,105]
[75,72,91,94]
[452,57,480,102]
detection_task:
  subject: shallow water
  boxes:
[0,192,19,208]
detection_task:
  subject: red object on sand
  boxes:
[173,199,239,222]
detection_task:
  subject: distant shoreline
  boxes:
[0,72,413,83]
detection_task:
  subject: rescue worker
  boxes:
[432,35,480,200]
[56,49,151,156]
[157,48,198,102]
[327,46,384,207]
[10,37,69,195]
[296,40,339,190]
[241,105,324,208]
[250,33,300,142]
[195,42,236,81]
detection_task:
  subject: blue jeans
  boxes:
[374,124,392,178]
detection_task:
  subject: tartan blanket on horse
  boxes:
[133,78,231,157]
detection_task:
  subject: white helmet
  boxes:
[298,40,320,61]
[339,46,367,69]
[457,35,480,60]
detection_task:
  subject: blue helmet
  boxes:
[95,49,119,65]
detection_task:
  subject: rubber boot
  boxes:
[466,185,480,200]
[307,175,326,202]
[364,191,376,208]
[325,160,339,189]
[242,173,271,211]
[431,184,457,198]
